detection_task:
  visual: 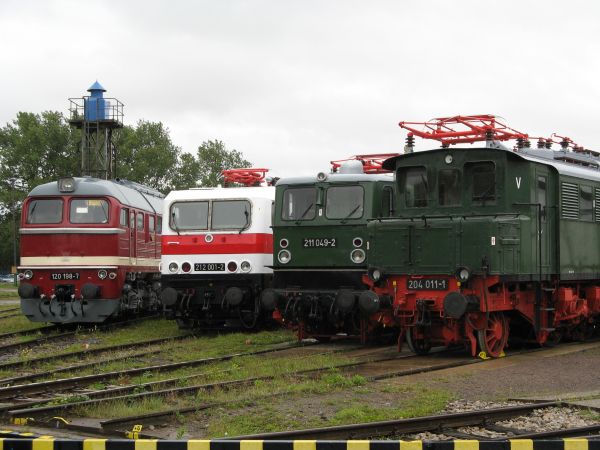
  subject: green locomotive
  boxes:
[260,155,398,341]
[365,115,600,357]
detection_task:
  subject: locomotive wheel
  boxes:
[477,312,508,358]
[406,327,432,355]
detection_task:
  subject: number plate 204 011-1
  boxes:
[407,278,449,290]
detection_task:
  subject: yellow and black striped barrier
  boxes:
[0,439,598,450]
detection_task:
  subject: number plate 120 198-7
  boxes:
[407,278,449,290]
[51,272,80,281]
[303,238,336,248]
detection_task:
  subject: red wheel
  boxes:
[406,326,432,355]
[477,312,508,358]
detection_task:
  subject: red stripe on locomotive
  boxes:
[161,233,273,255]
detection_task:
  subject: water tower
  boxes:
[68,81,124,179]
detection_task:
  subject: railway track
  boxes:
[0,314,162,358]
[0,345,472,424]
[223,402,600,440]
[0,334,193,385]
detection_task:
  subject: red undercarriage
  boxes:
[363,274,600,357]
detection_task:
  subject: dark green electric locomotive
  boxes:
[365,115,600,357]
[260,155,398,341]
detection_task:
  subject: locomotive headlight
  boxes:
[279,238,289,249]
[24,270,34,280]
[456,267,470,283]
[445,154,453,164]
[353,237,363,248]
[278,250,291,264]
[369,268,382,281]
[350,249,366,264]
[317,172,328,182]
[240,261,252,272]
[58,177,75,192]
[227,261,238,273]
[168,262,179,273]
[98,269,108,280]
[108,272,117,280]
[181,262,192,273]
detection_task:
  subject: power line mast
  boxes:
[68,81,124,179]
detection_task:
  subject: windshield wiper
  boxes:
[341,204,361,222]
[171,211,181,236]
[295,203,314,223]
[239,208,250,234]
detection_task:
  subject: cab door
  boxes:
[129,211,137,264]
[535,168,554,273]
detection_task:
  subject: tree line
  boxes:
[0,110,251,272]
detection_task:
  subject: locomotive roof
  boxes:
[165,186,275,203]
[276,172,393,186]
[28,177,164,213]
[382,146,600,183]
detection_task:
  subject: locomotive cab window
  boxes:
[156,217,162,234]
[468,162,496,204]
[170,201,209,230]
[438,169,461,206]
[401,166,428,207]
[282,187,317,221]
[148,215,155,233]
[212,200,251,230]
[26,199,63,224]
[120,208,129,227]
[326,185,364,219]
[136,212,144,231]
[381,186,394,217]
[70,199,109,224]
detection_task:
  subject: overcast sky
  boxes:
[1,0,599,178]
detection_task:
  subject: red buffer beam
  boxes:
[331,153,400,174]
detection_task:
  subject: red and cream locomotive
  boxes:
[18,176,163,323]
[160,169,275,329]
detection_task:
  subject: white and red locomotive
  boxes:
[18,176,164,323]
[160,169,275,329]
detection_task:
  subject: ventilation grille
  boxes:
[561,182,579,219]
[595,188,600,222]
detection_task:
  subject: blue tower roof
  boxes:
[87,81,106,92]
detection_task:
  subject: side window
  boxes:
[148,215,155,233]
[130,211,135,229]
[137,212,144,231]
[120,208,129,227]
[381,186,394,217]
[438,169,461,206]
[468,162,496,203]
[156,217,162,234]
[580,186,593,221]
[402,166,428,207]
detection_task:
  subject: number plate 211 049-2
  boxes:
[303,238,336,248]
[407,278,449,290]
